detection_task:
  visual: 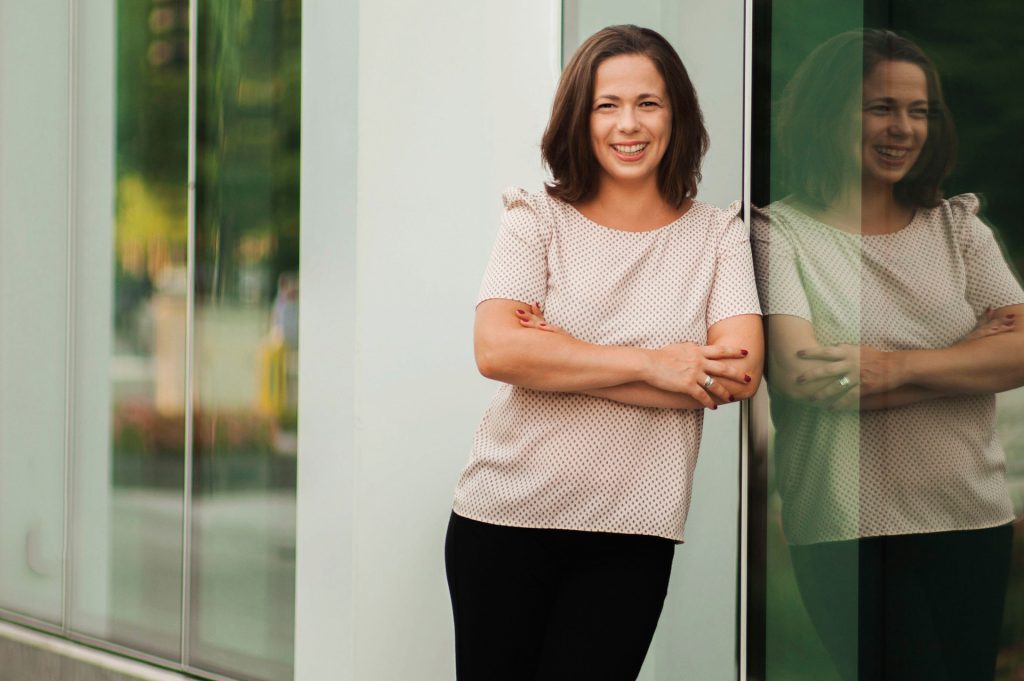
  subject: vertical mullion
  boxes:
[738,2,754,678]
[181,0,199,667]
[61,0,79,636]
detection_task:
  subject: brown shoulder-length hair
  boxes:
[775,29,957,209]
[541,25,709,209]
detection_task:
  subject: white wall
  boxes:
[297,1,745,679]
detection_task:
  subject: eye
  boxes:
[639,100,661,108]
[594,102,615,111]
[909,107,930,118]
[865,104,891,115]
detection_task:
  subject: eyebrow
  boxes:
[864,96,929,106]
[593,93,665,101]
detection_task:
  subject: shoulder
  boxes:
[916,193,983,247]
[689,199,743,234]
[500,187,563,239]
[916,193,980,224]
[749,200,802,241]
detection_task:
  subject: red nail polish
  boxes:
[741,349,748,356]
[711,404,717,410]
[728,395,735,402]
[1008,314,1016,319]
[744,374,752,383]
[516,309,525,314]
[796,350,807,358]
[539,323,547,327]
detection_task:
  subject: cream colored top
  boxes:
[453,188,761,541]
[752,195,1023,544]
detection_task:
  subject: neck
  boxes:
[816,181,909,235]
[582,176,683,228]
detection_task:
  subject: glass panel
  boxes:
[751,2,1024,679]
[69,0,189,659]
[0,0,70,625]
[189,1,300,678]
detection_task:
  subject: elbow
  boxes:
[474,339,513,382]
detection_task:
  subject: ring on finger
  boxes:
[838,375,851,388]
[703,375,715,390]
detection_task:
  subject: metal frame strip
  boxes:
[180,0,200,667]
[61,0,80,636]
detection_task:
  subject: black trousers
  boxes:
[444,512,675,681]
[789,523,1014,681]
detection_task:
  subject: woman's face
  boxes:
[860,59,930,190]
[589,53,671,192]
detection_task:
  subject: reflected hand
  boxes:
[795,344,899,407]
[963,306,1016,342]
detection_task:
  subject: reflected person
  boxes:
[445,25,763,681]
[752,29,1024,681]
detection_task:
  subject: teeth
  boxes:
[876,146,908,159]
[613,143,647,154]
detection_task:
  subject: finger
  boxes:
[797,360,854,384]
[984,305,994,321]
[686,383,718,409]
[796,346,847,361]
[531,301,543,316]
[702,345,750,360]
[811,375,857,402]
[698,374,733,402]
[702,359,751,384]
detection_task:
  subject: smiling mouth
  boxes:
[875,146,910,159]
[612,143,648,156]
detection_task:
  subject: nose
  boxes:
[889,109,912,137]
[617,106,640,133]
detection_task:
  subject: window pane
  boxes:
[0,0,70,625]
[189,1,300,678]
[751,2,1024,679]
[69,0,189,659]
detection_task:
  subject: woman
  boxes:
[445,25,763,681]
[752,29,1024,680]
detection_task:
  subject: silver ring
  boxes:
[703,375,715,389]
[838,375,851,388]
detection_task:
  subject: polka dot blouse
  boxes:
[752,195,1024,545]
[453,188,762,542]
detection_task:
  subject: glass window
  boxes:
[0,2,301,678]
[0,0,71,626]
[188,1,300,678]
[749,2,1024,679]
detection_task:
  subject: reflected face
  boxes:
[861,60,930,189]
[589,54,671,191]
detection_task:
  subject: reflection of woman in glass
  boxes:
[445,25,763,681]
[753,30,1024,680]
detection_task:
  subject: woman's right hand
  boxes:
[644,342,751,407]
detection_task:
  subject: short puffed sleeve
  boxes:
[476,188,553,307]
[750,205,813,321]
[948,194,1024,316]
[706,201,763,327]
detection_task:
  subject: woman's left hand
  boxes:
[513,302,570,336]
[794,344,903,408]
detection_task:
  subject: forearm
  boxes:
[582,382,709,410]
[857,385,950,411]
[476,327,651,392]
[892,332,1024,394]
